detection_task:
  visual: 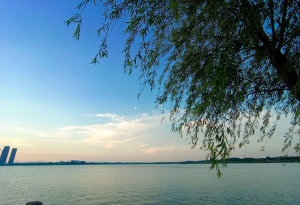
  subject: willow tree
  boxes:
[66,0,300,177]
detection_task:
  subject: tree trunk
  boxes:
[271,49,300,101]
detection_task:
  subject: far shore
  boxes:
[1,156,299,166]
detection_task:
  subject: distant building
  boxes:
[8,148,17,164]
[60,160,86,165]
[0,146,10,165]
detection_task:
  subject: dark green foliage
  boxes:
[66,0,300,178]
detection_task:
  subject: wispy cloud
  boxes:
[11,126,70,139]
[6,112,295,162]
[143,146,176,154]
[94,112,167,123]
[0,136,35,147]
[95,113,128,122]
[85,114,94,117]
[12,112,171,150]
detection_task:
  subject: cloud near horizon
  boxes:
[143,146,176,154]
[5,112,293,162]
[10,112,176,151]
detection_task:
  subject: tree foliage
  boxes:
[66,0,300,177]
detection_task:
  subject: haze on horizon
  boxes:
[0,0,297,163]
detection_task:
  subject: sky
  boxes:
[0,0,298,163]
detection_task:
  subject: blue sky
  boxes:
[0,0,297,162]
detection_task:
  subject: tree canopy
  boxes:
[66,0,300,177]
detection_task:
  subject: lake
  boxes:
[0,164,299,204]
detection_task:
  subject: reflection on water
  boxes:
[0,164,299,205]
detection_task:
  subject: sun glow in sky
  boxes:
[0,0,297,162]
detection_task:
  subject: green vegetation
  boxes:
[66,0,300,177]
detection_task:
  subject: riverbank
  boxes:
[1,156,299,166]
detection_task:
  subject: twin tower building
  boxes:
[0,146,17,165]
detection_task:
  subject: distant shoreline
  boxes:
[1,156,299,166]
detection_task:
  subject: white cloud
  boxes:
[6,111,298,162]
[96,113,128,122]
[85,114,94,117]
[143,146,175,154]
[0,136,34,147]
[94,112,170,124]
[11,126,70,139]
[12,113,171,150]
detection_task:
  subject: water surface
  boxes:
[0,164,299,204]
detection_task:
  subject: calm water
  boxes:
[0,164,299,205]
